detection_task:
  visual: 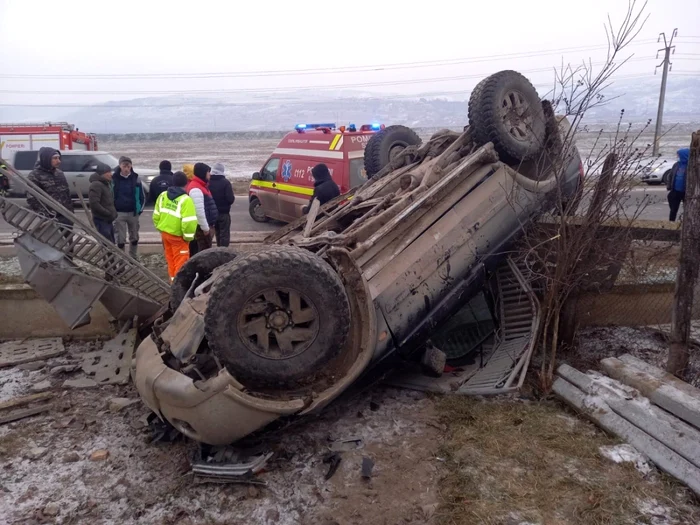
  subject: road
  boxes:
[0,195,280,236]
[0,186,674,237]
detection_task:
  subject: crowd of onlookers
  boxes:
[25,146,235,281]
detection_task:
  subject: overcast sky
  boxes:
[0,0,698,108]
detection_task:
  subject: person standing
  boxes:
[301,163,340,214]
[149,160,174,202]
[666,148,690,222]
[153,171,198,281]
[88,163,117,242]
[26,147,72,226]
[112,156,146,256]
[186,162,218,253]
[208,162,234,247]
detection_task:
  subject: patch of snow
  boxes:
[0,366,34,402]
[600,444,653,476]
[636,498,678,525]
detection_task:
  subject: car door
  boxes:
[60,154,93,198]
[256,157,281,221]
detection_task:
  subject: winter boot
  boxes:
[129,241,138,258]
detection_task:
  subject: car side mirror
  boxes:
[252,172,261,180]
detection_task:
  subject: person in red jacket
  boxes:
[186,162,219,254]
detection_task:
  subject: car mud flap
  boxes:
[161,295,208,362]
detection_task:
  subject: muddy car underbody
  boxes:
[131,71,582,445]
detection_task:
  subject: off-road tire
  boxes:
[249,197,268,223]
[468,70,546,163]
[204,245,351,389]
[170,247,239,310]
[364,125,422,177]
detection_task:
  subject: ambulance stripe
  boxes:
[274,148,343,160]
[250,179,314,196]
[309,140,330,145]
[328,135,341,150]
[334,136,344,151]
[348,150,364,159]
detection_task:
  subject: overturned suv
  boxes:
[133,70,583,445]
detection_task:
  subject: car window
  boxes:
[59,155,97,172]
[91,153,120,170]
[13,151,39,170]
[349,158,368,188]
[261,158,279,182]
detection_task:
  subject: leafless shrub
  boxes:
[508,0,677,390]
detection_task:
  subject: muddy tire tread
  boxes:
[204,245,351,389]
[468,70,545,163]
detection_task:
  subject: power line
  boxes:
[2,73,693,109]
[0,57,660,96]
[0,41,660,80]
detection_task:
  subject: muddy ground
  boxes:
[1,326,700,524]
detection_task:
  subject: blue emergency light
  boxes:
[371,123,381,130]
[295,123,336,132]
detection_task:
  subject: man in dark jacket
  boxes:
[88,163,117,242]
[112,156,146,256]
[149,160,174,202]
[208,162,235,247]
[26,147,72,225]
[666,148,690,222]
[302,163,340,214]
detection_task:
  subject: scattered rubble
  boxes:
[62,452,81,463]
[43,502,60,517]
[89,449,110,461]
[30,380,51,393]
[63,377,98,389]
[25,447,48,461]
[17,361,47,371]
[108,397,140,413]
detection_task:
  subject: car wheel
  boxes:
[662,169,672,186]
[364,125,422,177]
[204,245,351,389]
[249,198,268,223]
[469,70,546,163]
[170,247,239,310]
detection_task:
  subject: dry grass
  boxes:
[436,397,699,525]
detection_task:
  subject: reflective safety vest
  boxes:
[152,190,198,241]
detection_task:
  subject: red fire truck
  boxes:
[0,122,98,166]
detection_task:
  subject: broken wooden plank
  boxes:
[553,376,700,496]
[600,354,700,430]
[0,405,52,425]
[558,364,700,469]
[0,392,53,411]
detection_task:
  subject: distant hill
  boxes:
[1,76,698,133]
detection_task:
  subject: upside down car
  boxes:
[132,70,583,445]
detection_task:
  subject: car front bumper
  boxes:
[132,334,306,445]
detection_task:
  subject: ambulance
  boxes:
[249,123,421,223]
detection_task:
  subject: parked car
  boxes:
[133,70,583,445]
[8,150,158,201]
[640,164,672,186]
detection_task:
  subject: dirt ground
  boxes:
[2,326,700,524]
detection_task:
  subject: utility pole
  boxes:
[653,29,677,157]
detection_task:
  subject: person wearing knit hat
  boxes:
[149,160,174,203]
[185,162,219,253]
[208,162,235,247]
